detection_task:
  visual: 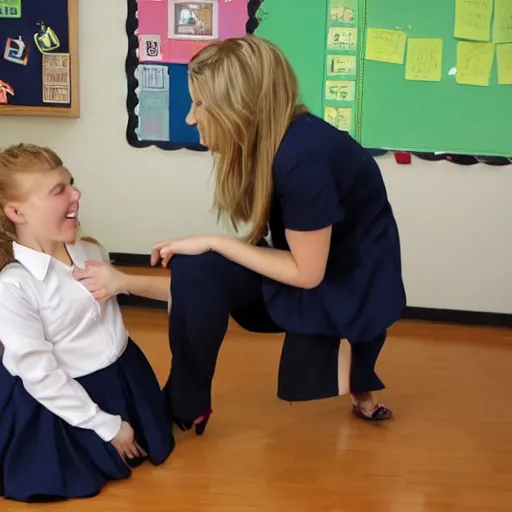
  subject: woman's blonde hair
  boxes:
[189,35,308,244]
[0,143,63,270]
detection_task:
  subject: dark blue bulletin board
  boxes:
[0,0,79,117]
[125,0,263,151]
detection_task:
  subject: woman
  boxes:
[74,35,406,434]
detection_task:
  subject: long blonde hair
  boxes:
[189,35,308,244]
[0,143,63,270]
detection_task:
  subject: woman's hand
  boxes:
[111,421,147,460]
[151,235,219,267]
[72,261,128,301]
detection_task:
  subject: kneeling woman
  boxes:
[76,36,406,435]
[0,144,174,503]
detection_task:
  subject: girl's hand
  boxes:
[110,421,147,460]
[72,261,127,301]
[151,235,219,267]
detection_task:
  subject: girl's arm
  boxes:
[120,273,170,302]
[0,280,122,442]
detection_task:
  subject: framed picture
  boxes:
[168,0,219,41]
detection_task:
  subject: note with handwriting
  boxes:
[325,80,355,101]
[327,54,357,75]
[454,0,493,42]
[324,106,352,132]
[456,41,494,86]
[365,28,407,64]
[496,43,512,84]
[327,27,357,51]
[405,38,443,82]
[493,0,512,43]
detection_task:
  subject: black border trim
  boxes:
[124,0,263,151]
[112,253,512,328]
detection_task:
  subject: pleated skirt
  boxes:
[0,339,175,503]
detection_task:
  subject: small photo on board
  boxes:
[168,0,219,40]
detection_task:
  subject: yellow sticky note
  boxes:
[325,80,356,101]
[324,106,352,132]
[496,43,512,84]
[405,38,443,82]
[365,28,407,64]
[454,0,493,42]
[456,41,494,86]
[493,0,512,44]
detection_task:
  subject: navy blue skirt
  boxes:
[0,339,175,503]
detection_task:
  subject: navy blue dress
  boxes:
[263,113,405,341]
[164,113,406,426]
[0,339,175,503]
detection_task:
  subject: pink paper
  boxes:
[138,0,249,64]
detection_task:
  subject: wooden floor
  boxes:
[5,308,512,512]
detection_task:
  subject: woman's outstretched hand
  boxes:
[73,261,126,301]
[151,235,219,267]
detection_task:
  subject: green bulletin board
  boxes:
[255,0,327,120]
[359,0,512,157]
[255,0,512,157]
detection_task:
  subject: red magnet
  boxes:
[394,151,411,164]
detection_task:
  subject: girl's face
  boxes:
[6,166,81,247]
[186,81,208,147]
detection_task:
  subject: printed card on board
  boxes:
[0,0,21,18]
[168,0,219,40]
[42,53,71,103]
[139,34,162,61]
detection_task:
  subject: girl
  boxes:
[75,36,406,434]
[0,144,174,503]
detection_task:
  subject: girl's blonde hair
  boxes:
[0,143,64,271]
[188,35,308,244]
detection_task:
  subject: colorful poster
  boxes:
[137,0,248,64]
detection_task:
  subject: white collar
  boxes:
[12,241,88,281]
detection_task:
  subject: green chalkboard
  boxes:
[254,0,328,118]
[255,0,511,157]
[360,0,511,156]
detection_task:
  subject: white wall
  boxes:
[0,0,510,314]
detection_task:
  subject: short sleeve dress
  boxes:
[262,113,406,343]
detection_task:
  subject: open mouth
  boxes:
[65,206,78,220]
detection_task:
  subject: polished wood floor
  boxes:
[5,308,512,512]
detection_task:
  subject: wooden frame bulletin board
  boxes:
[0,0,79,118]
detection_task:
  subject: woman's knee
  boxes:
[169,253,226,294]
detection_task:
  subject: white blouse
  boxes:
[0,240,128,442]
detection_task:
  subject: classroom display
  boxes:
[359,0,512,157]
[125,0,261,150]
[0,0,79,117]
[126,0,511,160]
[255,0,511,159]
